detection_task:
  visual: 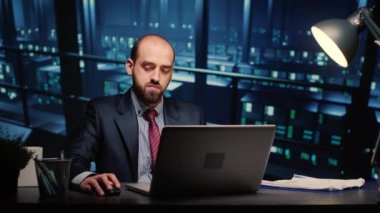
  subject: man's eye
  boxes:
[144,65,154,70]
[161,67,172,73]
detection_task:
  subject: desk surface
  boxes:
[3,180,379,210]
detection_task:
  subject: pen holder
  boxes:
[34,158,71,196]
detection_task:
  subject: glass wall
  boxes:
[0,0,65,135]
[0,0,378,178]
[78,0,196,101]
[240,0,370,178]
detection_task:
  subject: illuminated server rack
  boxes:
[0,61,18,102]
[104,74,132,96]
[240,84,351,178]
[369,71,380,129]
[35,65,62,112]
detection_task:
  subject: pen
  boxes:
[60,150,65,160]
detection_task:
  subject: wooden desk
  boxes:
[2,180,379,210]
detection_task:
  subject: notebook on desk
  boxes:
[125,124,276,197]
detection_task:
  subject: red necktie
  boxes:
[145,109,160,168]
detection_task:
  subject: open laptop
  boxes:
[126,124,276,197]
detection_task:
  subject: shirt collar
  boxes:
[131,89,164,117]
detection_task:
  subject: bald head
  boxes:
[129,34,175,63]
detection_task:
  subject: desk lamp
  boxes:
[311,7,380,183]
[311,7,380,68]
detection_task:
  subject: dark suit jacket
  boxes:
[67,89,204,182]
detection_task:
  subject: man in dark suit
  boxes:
[67,34,204,196]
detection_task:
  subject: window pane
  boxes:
[79,0,197,101]
[27,93,65,135]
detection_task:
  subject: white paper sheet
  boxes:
[261,174,365,191]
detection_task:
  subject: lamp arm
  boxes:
[371,128,380,166]
[361,9,380,45]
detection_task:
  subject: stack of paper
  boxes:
[261,174,365,191]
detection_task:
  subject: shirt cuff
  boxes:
[71,171,96,185]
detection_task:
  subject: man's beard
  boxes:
[133,80,163,106]
[142,89,162,104]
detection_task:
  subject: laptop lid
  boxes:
[141,124,276,197]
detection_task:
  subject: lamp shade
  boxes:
[311,19,358,67]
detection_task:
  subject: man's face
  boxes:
[126,37,174,108]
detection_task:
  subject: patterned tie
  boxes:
[145,109,160,168]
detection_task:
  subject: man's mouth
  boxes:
[146,84,161,90]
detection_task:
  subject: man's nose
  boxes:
[151,68,160,83]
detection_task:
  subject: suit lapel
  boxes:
[164,99,181,125]
[114,90,139,181]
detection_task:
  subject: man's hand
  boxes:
[79,173,121,196]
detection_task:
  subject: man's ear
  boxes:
[126,59,133,75]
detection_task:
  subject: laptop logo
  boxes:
[203,152,225,169]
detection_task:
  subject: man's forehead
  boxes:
[134,36,175,63]
[137,45,174,62]
[140,36,169,46]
